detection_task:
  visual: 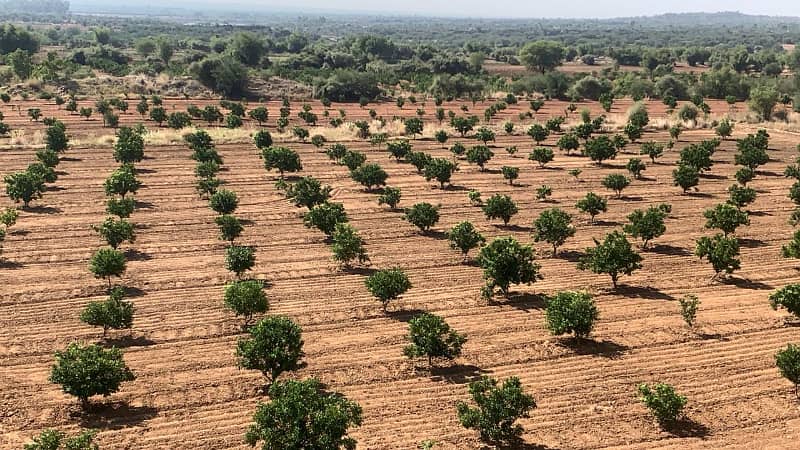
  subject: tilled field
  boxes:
[2,99,800,449]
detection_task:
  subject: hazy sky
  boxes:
[196,0,800,18]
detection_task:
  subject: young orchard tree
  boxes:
[404,312,466,367]
[716,118,734,139]
[482,194,518,226]
[89,247,127,289]
[623,205,669,248]
[286,176,332,209]
[602,174,631,199]
[4,171,46,208]
[536,185,553,201]
[113,127,145,164]
[24,429,98,450]
[456,376,536,447]
[526,123,549,145]
[529,147,554,168]
[640,141,664,163]
[557,133,580,155]
[584,135,617,165]
[351,163,388,191]
[448,221,486,261]
[404,202,440,233]
[477,236,542,299]
[80,287,134,337]
[735,143,769,170]
[623,123,643,142]
[237,316,303,386]
[224,279,268,325]
[365,268,412,312]
[386,140,412,161]
[36,148,60,168]
[331,223,369,268]
[424,158,458,189]
[679,294,701,328]
[775,344,800,397]
[782,230,800,260]
[341,151,367,171]
[637,383,687,426]
[407,151,433,173]
[226,245,256,278]
[0,207,18,231]
[49,343,135,409]
[678,144,713,173]
[248,106,269,126]
[92,217,135,249]
[261,146,302,178]
[245,378,362,450]
[378,186,401,210]
[215,214,244,243]
[27,162,57,184]
[578,231,643,289]
[695,233,741,280]
[769,284,800,320]
[576,192,608,224]
[303,202,348,237]
[405,117,424,138]
[104,165,141,199]
[435,129,449,148]
[474,127,496,145]
[626,158,646,179]
[704,203,749,236]
[533,208,575,256]
[45,124,69,153]
[673,164,700,193]
[209,189,239,215]
[466,145,494,171]
[106,197,136,218]
[326,143,348,162]
[727,184,757,209]
[253,130,273,150]
[450,142,467,158]
[501,166,519,185]
[292,126,310,142]
[545,291,599,339]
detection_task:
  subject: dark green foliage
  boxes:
[286,176,332,209]
[226,245,256,277]
[450,142,467,157]
[474,126,495,144]
[501,166,519,185]
[113,127,145,164]
[4,170,45,207]
[584,135,617,164]
[545,291,598,339]
[704,203,749,235]
[404,202,440,232]
[640,141,664,163]
[678,144,713,172]
[49,343,135,408]
[351,163,388,191]
[679,294,701,328]
[250,107,269,126]
[601,173,631,198]
[770,284,800,319]
[195,161,220,179]
[727,184,756,209]
[45,124,69,153]
[407,151,433,173]
[24,429,98,450]
[529,146,554,167]
[224,279,268,325]
[482,194,518,225]
[104,165,141,199]
[80,287,134,337]
[209,189,239,215]
[466,145,494,171]
[626,158,646,179]
[36,148,60,168]
[303,202,348,236]
[623,205,669,248]
[215,214,244,243]
[735,167,755,186]
[405,117,424,137]
[575,192,607,224]
[557,133,580,155]
[88,247,126,287]
[404,313,466,366]
[782,230,800,259]
[526,123,549,144]
[92,217,135,249]
[331,223,369,267]
[695,233,741,279]
[424,158,458,188]
[578,230,642,288]
[448,221,486,260]
[477,237,541,298]
[27,162,57,183]
[245,378,362,450]
[775,344,800,397]
[262,146,302,177]
[341,150,367,171]
[377,186,401,209]
[533,208,575,255]
[673,164,699,193]
[365,267,412,311]
[456,376,535,447]
[106,197,135,218]
[638,383,687,425]
[237,316,303,384]
[387,139,412,161]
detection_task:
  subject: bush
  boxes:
[0,207,18,229]
[584,136,617,164]
[679,294,700,328]
[626,158,646,179]
[526,123,549,144]
[500,166,519,185]
[377,186,401,209]
[303,202,348,236]
[215,214,244,243]
[387,139,412,161]
[351,163,388,191]
[533,208,575,255]
[106,197,135,218]
[407,151,433,173]
[49,343,135,408]
[727,184,756,209]
[341,151,367,171]
[237,316,303,385]
[404,202,440,233]
[92,217,135,249]
[245,378,362,450]
[89,247,126,289]
[253,130,273,150]
[225,245,256,277]
[331,223,369,267]
[365,267,412,311]
[456,376,535,446]
[640,142,664,163]
[448,221,486,261]
[482,194,518,225]
[695,233,740,280]
[404,312,466,367]
[27,162,57,183]
[80,287,134,337]
[545,291,598,339]
[575,192,607,224]
[775,344,800,397]
[23,429,97,450]
[578,230,642,288]
[638,383,687,425]
[113,127,145,164]
[209,189,239,215]
[477,237,541,299]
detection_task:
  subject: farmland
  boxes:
[2,96,800,449]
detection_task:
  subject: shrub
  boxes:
[545,291,598,339]
[482,194,518,225]
[576,192,607,224]
[775,344,800,397]
[638,383,687,425]
[450,142,467,158]
[529,147,554,168]
[536,185,553,201]
[387,140,412,161]
[106,197,135,218]
[226,245,255,277]
[602,173,630,198]
[23,429,97,450]
[626,158,646,179]
[262,147,302,177]
[89,247,126,289]
[735,167,755,186]
[408,151,433,173]
[404,312,466,367]
[326,143,348,162]
[365,268,412,311]
[672,164,699,193]
[331,223,369,267]
[253,130,273,150]
[209,189,239,215]
[474,127,495,144]
[448,221,486,261]
[695,233,740,280]
[578,230,642,288]
[769,284,800,319]
[501,166,519,185]
[215,214,244,243]
[533,208,575,256]
[424,158,459,189]
[4,171,45,207]
[466,145,494,171]
[640,141,664,163]
[303,202,348,236]
[557,133,580,155]
[404,202,440,233]
[224,279,268,325]
[113,127,145,164]
[584,136,617,164]
[623,205,669,248]
[468,190,482,206]
[727,184,756,209]
[456,376,535,447]
[351,163,388,191]
[104,165,141,199]
[477,237,541,299]
[679,294,700,328]
[49,343,135,409]
[703,203,749,236]
[341,151,367,171]
[45,125,69,153]
[0,207,19,229]
[245,378,362,450]
[286,176,331,209]
[526,123,549,144]
[80,287,134,337]
[92,217,135,249]
[166,112,191,129]
[237,316,303,385]
[378,186,401,209]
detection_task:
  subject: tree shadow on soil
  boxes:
[685,192,714,199]
[748,210,771,217]
[557,338,629,359]
[699,173,727,180]
[134,200,155,209]
[386,308,426,322]
[0,259,24,269]
[24,205,62,214]
[442,184,470,191]
[76,402,158,430]
[648,244,691,256]
[134,168,157,174]
[121,286,146,298]
[495,224,533,233]
[60,156,82,162]
[125,248,153,261]
[615,285,675,301]
[665,417,711,438]
[501,293,547,312]
[342,266,377,276]
[429,364,491,385]
[738,238,767,248]
[593,219,621,227]
[721,277,772,290]
[101,334,156,348]
[424,230,449,240]
[556,250,584,263]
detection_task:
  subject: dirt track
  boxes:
[2,99,800,449]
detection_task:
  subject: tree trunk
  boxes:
[611,274,618,289]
